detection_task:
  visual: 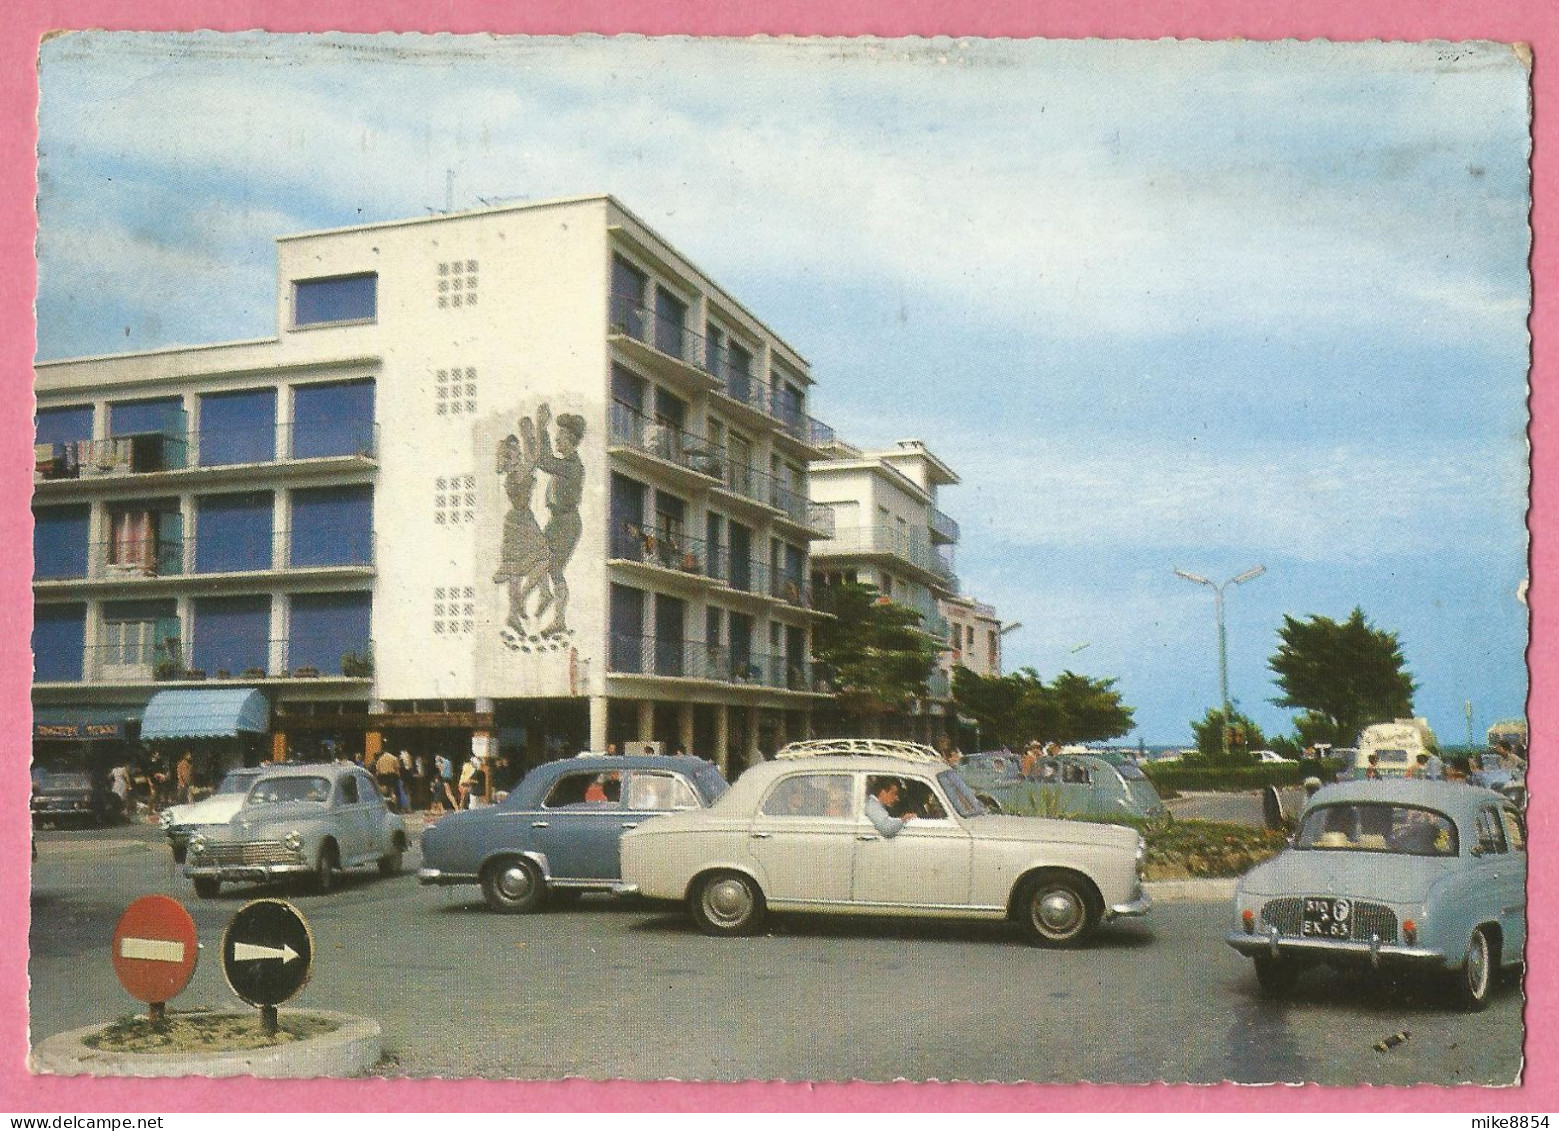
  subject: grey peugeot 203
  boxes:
[418,753,729,912]
[1226,779,1525,1010]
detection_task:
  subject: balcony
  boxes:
[45,638,375,686]
[928,506,960,545]
[607,633,821,692]
[813,524,960,591]
[609,520,719,588]
[34,530,376,587]
[33,422,379,491]
[608,402,724,485]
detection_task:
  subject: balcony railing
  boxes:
[48,638,375,684]
[609,294,707,370]
[610,520,716,578]
[608,402,724,480]
[35,530,376,584]
[928,506,960,544]
[768,568,813,609]
[34,422,379,484]
[607,633,817,691]
[815,524,958,587]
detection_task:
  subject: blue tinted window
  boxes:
[110,397,183,436]
[34,505,89,580]
[33,604,86,682]
[291,486,372,567]
[289,592,372,674]
[36,405,93,446]
[192,596,270,676]
[294,274,377,326]
[293,380,375,459]
[199,388,276,466]
[195,493,273,573]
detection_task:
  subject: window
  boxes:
[726,341,753,403]
[293,379,375,459]
[191,595,271,676]
[289,592,372,675]
[762,773,852,818]
[654,288,688,359]
[36,405,93,446]
[435,260,478,309]
[545,771,621,808]
[610,584,645,673]
[33,604,86,682]
[101,599,176,669]
[108,505,182,576]
[294,273,377,327]
[1475,807,1508,855]
[33,505,89,580]
[1501,808,1526,852]
[291,485,373,567]
[199,389,276,466]
[110,397,183,438]
[610,256,648,338]
[339,775,359,804]
[196,492,274,573]
[626,771,699,812]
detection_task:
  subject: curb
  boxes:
[29,1011,381,1078]
[1144,878,1237,902]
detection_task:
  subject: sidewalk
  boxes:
[1143,877,1237,903]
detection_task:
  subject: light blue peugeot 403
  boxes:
[1227,779,1525,1011]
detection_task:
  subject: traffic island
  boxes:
[29,1009,380,1077]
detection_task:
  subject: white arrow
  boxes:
[120,937,186,963]
[233,941,300,964]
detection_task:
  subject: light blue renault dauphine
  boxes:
[1226,779,1525,1011]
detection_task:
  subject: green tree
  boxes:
[1268,607,1416,747]
[813,582,941,722]
[953,666,1134,748]
[1190,706,1266,764]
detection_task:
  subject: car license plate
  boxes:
[1301,897,1352,938]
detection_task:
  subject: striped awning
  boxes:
[140,689,269,740]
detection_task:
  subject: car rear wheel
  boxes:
[192,877,220,899]
[1252,953,1301,995]
[691,871,765,936]
[1017,872,1099,947]
[171,844,188,865]
[1451,927,1495,1012]
[482,856,546,913]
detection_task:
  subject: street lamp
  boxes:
[1175,565,1266,758]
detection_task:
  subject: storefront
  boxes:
[139,688,270,799]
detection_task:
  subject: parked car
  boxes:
[1253,750,1295,765]
[184,762,407,898]
[996,754,1169,829]
[618,739,1150,946]
[159,766,266,863]
[30,767,122,828]
[1226,779,1525,1010]
[419,754,729,911]
[1467,752,1526,807]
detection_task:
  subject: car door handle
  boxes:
[531,821,550,829]
[621,822,639,829]
[750,832,771,840]
[857,834,879,842]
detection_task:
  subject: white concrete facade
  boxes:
[939,594,1004,680]
[33,195,833,776]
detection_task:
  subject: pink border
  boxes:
[2,0,1550,1113]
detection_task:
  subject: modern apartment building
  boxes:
[938,594,1004,681]
[807,438,960,735]
[32,195,834,780]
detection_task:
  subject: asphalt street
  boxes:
[28,818,1523,1084]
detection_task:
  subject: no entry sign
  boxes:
[111,895,199,1005]
[220,899,314,1008]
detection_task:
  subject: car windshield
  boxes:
[1117,764,1148,781]
[41,772,91,790]
[937,770,986,818]
[692,764,729,803]
[218,771,261,795]
[1295,803,1457,856]
[247,776,332,805]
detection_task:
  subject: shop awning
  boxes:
[32,705,142,741]
[140,689,270,740]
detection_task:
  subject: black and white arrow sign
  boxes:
[220,899,314,1007]
[232,941,300,964]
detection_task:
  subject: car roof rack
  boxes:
[775,739,945,765]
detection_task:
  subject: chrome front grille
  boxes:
[201,841,297,866]
[1260,897,1398,944]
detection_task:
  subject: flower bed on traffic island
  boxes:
[85,1010,339,1054]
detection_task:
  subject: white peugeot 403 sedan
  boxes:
[617,740,1150,945]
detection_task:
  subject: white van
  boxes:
[1353,718,1436,780]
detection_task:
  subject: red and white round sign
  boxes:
[111,895,199,1004]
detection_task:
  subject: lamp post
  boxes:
[1175,565,1266,758]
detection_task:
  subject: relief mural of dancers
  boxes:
[494,402,586,652]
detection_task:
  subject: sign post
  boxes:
[111,896,200,1022]
[220,899,313,1037]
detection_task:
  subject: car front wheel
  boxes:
[314,843,339,893]
[691,871,765,936]
[192,877,220,899]
[481,856,546,913]
[1451,927,1495,1012]
[1017,872,1099,947]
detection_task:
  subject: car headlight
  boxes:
[188,834,207,856]
[283,831,304,853]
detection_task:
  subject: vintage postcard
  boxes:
[21,30,1532,1094]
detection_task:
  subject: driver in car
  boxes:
[865,778,916,838]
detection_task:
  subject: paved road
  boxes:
[1166,788,1308,827]
[28,820,1523,1084]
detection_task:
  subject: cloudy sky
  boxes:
[35,33,1532,744]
